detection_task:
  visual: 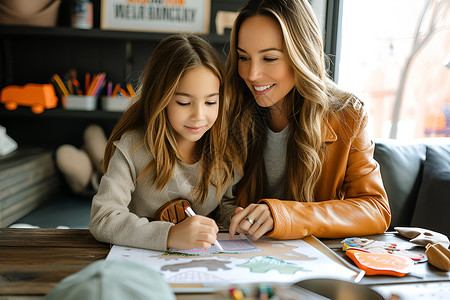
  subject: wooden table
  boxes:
[0,229,225,300]
[0,228,109,297]
[1,229,450,300]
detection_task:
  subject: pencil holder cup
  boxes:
[63,95,97,111]
[101,96,131,112]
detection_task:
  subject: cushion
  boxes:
[374,140,426,228]
[411,145,450,237]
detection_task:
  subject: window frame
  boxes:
[324,0,343,82]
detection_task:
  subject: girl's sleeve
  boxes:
[259,108,391,240]
[89,145,173,251]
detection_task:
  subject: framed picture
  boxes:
[101,0,210,33]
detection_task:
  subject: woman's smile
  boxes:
[253,84,275,95]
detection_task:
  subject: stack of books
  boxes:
[0,148,62,227]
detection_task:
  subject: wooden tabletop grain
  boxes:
[0,228,110,296]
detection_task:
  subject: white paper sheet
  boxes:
[106,233,358,287]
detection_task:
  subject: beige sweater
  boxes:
[89,130,237,251]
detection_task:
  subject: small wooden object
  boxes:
[156,199,191,224]
[395,227,450,248]
[426,243,450,272]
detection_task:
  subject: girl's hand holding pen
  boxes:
[229,204,274,241]
[167,215,220,250]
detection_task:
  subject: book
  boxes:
[0,148,54,180]
[0,148,62,227]
[1,159,56,200]
[0,175,61,227]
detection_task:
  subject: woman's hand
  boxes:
[167,215,219,250]
[228,204,274,240]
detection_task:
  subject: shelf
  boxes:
[0,1,237,148]
[0,106,122,120]
[0,24,230,44]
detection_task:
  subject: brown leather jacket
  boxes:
[259,97,391,239]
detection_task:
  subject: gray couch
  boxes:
[374,138,450,236]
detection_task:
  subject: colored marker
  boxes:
[230,288,244,300]
[52,74,69,96]
[126,83,135,96]
[184,206,224,252]
[112,83,120,97]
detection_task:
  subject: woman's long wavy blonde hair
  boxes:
[104,34,233,204]
[226,0,350,206]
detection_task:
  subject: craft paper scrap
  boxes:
[168,233,262,255]
[342,237,426,262]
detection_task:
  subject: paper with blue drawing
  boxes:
[168,233,262,255]
[106,233,358,287]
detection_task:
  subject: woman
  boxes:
[226,0,391,240]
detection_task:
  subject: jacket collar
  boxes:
[322,120,337,142]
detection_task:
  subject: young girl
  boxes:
[89,34,234,251]
[226,0,391,240]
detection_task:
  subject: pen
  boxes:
[184,206,225,252]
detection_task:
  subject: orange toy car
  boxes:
[1,83,58,114]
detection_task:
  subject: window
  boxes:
[337,0,450,139]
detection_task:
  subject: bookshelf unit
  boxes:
[0,0,244,228]
[0,0,243,148]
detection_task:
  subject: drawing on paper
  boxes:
[236,256,309,274]
[106,235,359,286]
[161,259,232,272]
[249,241,316,260]
[220,238,260,252]
[167,271,226,282]
[167,235,262,256]
[162,239,315,261]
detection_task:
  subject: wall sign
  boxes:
[101,0,210,33]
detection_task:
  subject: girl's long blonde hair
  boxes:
[226,0,351,206]
[104,34,233,203]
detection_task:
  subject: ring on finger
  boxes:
[244,217,254,225]
[254,219,262,226]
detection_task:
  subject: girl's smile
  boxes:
[184,125,206,132]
